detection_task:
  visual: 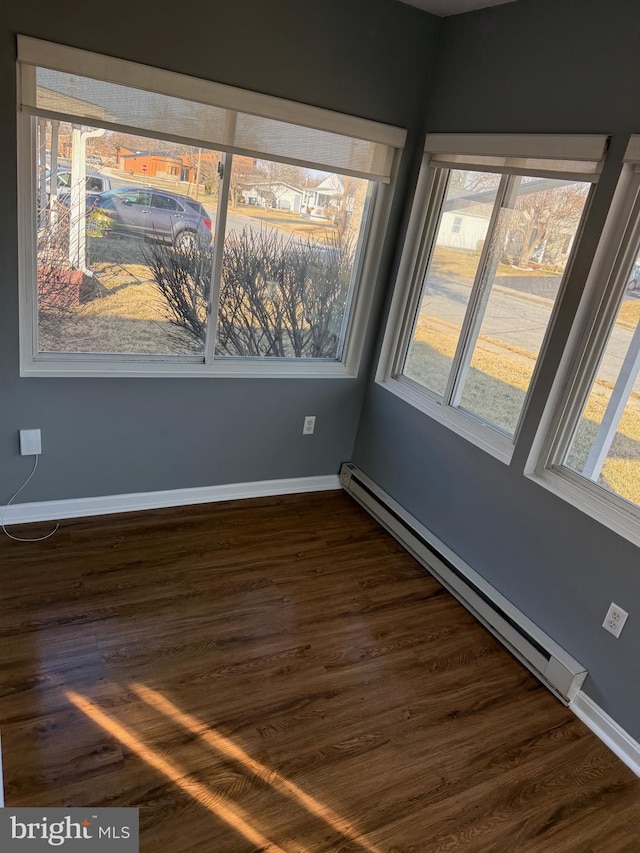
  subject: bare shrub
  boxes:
[141,239,211,347]
[144,227,355,359]
[36,203,86,348]
[38,205,75,308]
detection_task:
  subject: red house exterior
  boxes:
[117,148,195,182]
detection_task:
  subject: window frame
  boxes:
[376,134,607,464]
[526,154,640,547]
[17,37,404,379]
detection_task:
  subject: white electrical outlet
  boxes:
[20,429,42,456]
[303,416,316,435]
[602,602,629,638]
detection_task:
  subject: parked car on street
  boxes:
[90,187,212,249]
[46,168,111,194]
[45,168,112,204]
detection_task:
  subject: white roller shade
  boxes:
[19,37,405,182]
[624,135,640,164]
[425,133,609,181]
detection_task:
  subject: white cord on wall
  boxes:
[1,456,59,542]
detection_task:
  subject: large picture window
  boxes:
[377,134,607,461]
[528,138,640,545]
[18,37,404,377]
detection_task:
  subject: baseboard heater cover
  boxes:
[340,463,587,705]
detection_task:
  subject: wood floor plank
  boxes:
[0,490,638,852]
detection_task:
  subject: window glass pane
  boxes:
[36,119,219,356]
[456,177,589,435]
[152,194,181,212]
[216,157,373,359]
[403,170,500,396]
[564,250,640,507]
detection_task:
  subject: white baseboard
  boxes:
[1,474,341,525]
[571,691,640,778]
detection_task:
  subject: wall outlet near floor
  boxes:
[303,416,316,435]
[602,602,628,638]
[20,429,42,456]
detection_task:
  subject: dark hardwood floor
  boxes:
[0,490,638,852]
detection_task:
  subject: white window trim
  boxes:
[17,39,404,380]
[377,135,607,464]
[525,158,640,547]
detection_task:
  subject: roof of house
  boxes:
[37,86,114,122]
[311,174,344,193]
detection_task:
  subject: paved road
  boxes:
[494,273,561,300]
[203,206,281,237]
[422,274,637,389]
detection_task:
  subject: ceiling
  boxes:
[398,0,519,16]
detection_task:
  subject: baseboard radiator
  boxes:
[340,463,587,705]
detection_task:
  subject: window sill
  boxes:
[20,356,358,380]
[377,374,515,465]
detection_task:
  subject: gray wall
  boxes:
[0,0,440,501]
[6,0,639,744]
[353,0,640,737]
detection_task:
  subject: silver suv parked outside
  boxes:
[47,168,112,200]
